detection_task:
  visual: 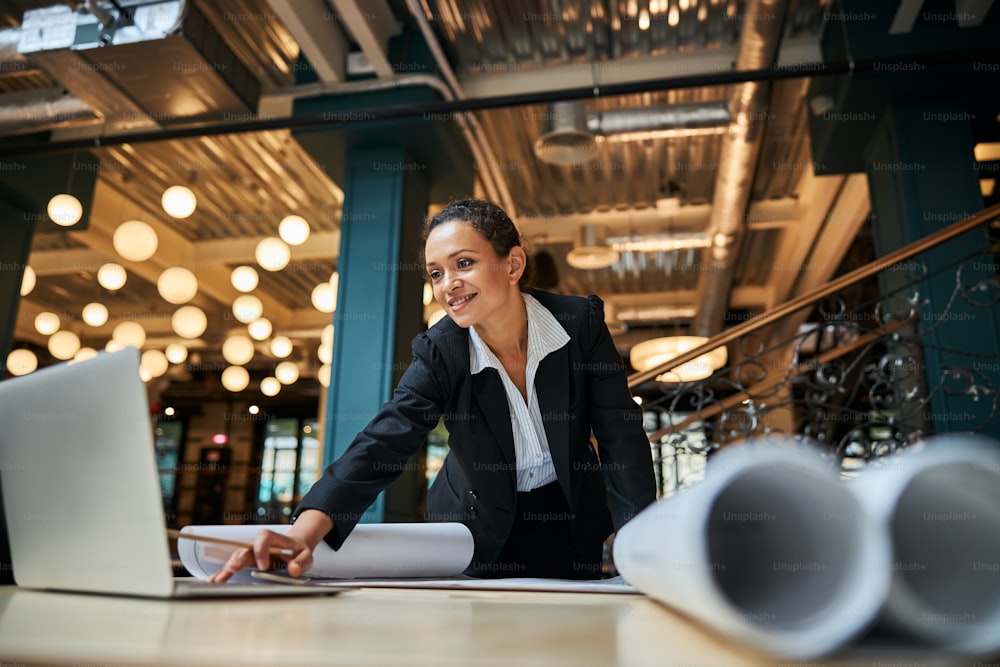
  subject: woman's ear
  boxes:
[507,246,527,284]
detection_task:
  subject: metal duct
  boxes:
[692,0,791,337]
[534,100,731,165]
[0,87,96,133]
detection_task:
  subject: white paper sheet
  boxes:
[613,435,1000,660]
[313,574,639,594]
[177,522,474,583]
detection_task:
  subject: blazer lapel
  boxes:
[471,369,516,476]
[536,346,571,493]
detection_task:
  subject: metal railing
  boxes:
[629,202,1000,496]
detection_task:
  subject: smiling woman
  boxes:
[208,199,658,584]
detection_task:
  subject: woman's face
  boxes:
[424,220,520,328]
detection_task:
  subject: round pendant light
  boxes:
[161,185,197,219]
[157,267,198,304]
[82,302,109,327]
[47,194,83,227]
[113,220,159,262]
[230,265,259,292]
[97,263,127,291]
[221,366,250,392]
[171,305,207,339]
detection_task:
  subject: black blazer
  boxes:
[295,290,657,568]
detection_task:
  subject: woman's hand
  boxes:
[207,529,312,582]
[207,510,334,583]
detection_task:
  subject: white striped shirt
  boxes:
[468,293,570,491]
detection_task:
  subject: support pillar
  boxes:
[864,100,1000,439]
[323,145,428,523]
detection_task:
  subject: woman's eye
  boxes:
[457,258,473,269]
[429,271,441,281]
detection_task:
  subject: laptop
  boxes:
[0,348,335,598]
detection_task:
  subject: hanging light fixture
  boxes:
[247,317,272,341]
[161,185,197,219]
[321,323,334,348]
[278,215,310,246]
[230,265,259,292]
[82,302,109,327]
[73,347,98,363]
[112,321,147,349]
[165,342,188,364]
[232,295,263,323]
[34,312,60,336]
[6,349,38,376]
[48,330,81,360]
[269,335,292,358]
[105,340,126,353]
[255,237,290,272]
[140,349,169,378]
[317,363,331,387]
[97,263,127,291]
[222,335,255,366]
[157,267,198,304]
[317,341,332,364]
[630,336,728,383]
[171,305,207,339]
[221,366,250,392]
[47,194,83,227]
[275,361,299,385]
[311,281,336,313]
[113,220,159,262]
[260,376,281,396]
[20,266,35,297]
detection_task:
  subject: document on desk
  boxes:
[177,523,474,583]
[313,574,640,594]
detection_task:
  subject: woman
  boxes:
[210,199,656,582]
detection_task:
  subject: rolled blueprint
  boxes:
[177,522,474,583]
[614,439,891,659]
[850,434,1000,655]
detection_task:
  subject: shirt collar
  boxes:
[469,293,570,375]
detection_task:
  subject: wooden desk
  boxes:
[0,585,982,666]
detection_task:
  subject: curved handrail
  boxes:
[627,202,1000,389]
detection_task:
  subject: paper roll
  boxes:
[613,439,891,659]
[177,523,475,583]
[849,434,1000,655]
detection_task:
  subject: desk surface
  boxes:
[0,585,982,667]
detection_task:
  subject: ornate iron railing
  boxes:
[629,203,1000,497]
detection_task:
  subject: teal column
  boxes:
[324,145,428,523]
[864,100,1000,439]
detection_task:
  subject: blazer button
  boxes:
[468,490,478,500]
[468,507,478,518]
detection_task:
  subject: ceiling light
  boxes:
[221,366,250,392]
[566,247,620,270]
[113,321,146,349]
[423,283,433,306]
[222,335,255,366]
[140,349,169,378]
[233,295,263,323]
[248,318,272,341]
[973,142,1000,162]
[534,100,599,165]
[157,266,198,304]
[269,336,292,358]
[255,237,291,272]
[311,281,336,313]
[113,220,159,262]
[82,302,109,327]
[73,347,98,363]
[48,330,80,360]
[630,336,728,383]
[97,263,127,291]
[47,194,83,227]
[321,323,334,347]
[34,311,60,335]
[171,305,207,339]
[20,266,35,296]
[6,349,38,376]
[279,215,310,245]
[317,341,333,364]
[275,361,299,385]
[161,185,197,219]
[165,342,188,364]
[260,376,281,396]
[317,363,331,388]
[230,265,259,292]
[105,340,126,353]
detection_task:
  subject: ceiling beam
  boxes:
[266,0,349,83]
[327,0,400,79]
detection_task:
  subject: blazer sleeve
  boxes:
[582,295,657,528]
[292,333,448,550]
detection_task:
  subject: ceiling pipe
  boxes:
[691,0,791,337]
[403,0,516,215]
[2,47,989,156]
[0,87,96,132]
